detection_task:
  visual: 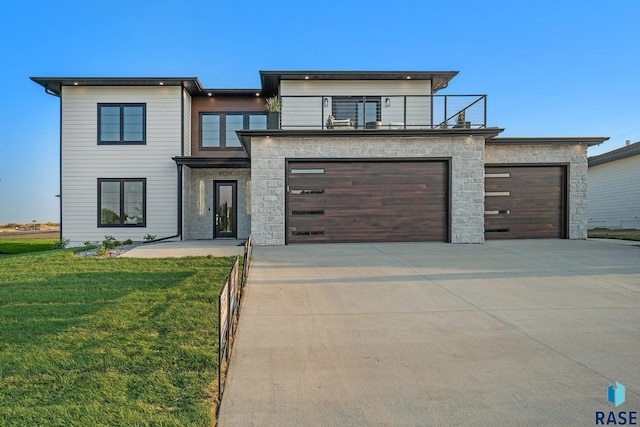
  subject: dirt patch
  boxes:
[588,228,640,241]
[0,230,60,240]
[0,223,60,240]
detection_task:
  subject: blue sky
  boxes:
[1,0,639,224]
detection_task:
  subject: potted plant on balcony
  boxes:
[265,96,281,129]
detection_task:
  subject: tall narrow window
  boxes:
[98,179,146,226]
[98,104,146,144]
[202,115,221,147]
[225,114,244,147]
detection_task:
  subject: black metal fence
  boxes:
[279,94,487,130]
[217,236,253,405]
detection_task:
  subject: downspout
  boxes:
[178,87,185,240]
[42,86,63,240]
[177,164,183,239]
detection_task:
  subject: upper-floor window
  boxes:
[98,104,146,145]
[201,112,267,149]
[332,97,381,129]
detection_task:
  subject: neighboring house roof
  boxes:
[30,77,203,97]
[259,70,459,95]
[588,141,640,166]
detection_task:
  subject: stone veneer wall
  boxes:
[184,168,251,240]
[251,136,486,246]
[484,144,589,239]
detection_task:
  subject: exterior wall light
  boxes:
[324,97,329,107]
[385,98,391,107]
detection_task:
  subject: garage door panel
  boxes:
[288,160,448,243]
[485,165,566,240]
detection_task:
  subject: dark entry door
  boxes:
[214,181,237,238]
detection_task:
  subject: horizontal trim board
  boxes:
[291,168,325,174]
[486,191,510,197]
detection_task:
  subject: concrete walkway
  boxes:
[118,239,244,258]
[217,240,640,426]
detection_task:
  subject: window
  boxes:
[332,97,381,129]
[98,104,146,144]
[98,179,146,227]
[201,112,267,149]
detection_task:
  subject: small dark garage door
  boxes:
[286,160,449,243]
[485,165,567,239]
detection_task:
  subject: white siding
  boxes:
[281,80,432,130]
[281,96,324,129]
[587,155,640,229]
[61,86,182,243]
[281,80,432,96]
[183,89,192,156]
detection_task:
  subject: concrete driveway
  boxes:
[217,240,640,426]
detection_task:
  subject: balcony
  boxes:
[279,94,487,130]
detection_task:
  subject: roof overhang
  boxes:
[197,88,264,97]
[588,141,640,166]
[260,70,459,95]
[172,156,250,168]
[30,77,203,97]
[488,137,609,147]
[237,127,503,158]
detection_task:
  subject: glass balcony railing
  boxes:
[279,94,487,130]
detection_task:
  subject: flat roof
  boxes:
[237,127,504,157]
[259,70,459,95]
[32,70,459,98]
[488,137,609,147]
[588,141,640,166]
[30,77,203,96]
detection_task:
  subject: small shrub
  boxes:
[97,235,122,255]
[265,96,281,112]
[143,234,157,242]
[49,239,70,250]
[123,239,133,245]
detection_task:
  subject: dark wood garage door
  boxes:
[286,160,449,243]
[485,165,567,240]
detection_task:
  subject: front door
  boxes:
[214,181,237,238]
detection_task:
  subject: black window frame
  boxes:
[97,178,147,227]
[331,96,381,129]
[200,112,267,150]
[97,103,147,145]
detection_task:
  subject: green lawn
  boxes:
[0,239,59,254]
[0,249,233,426]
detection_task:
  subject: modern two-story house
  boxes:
[32,70,608,245]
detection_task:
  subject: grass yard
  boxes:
[0,238,59,254]
[0,249,234,426]
[588,228,640,241]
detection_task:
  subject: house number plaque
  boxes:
[218,171,233,177]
